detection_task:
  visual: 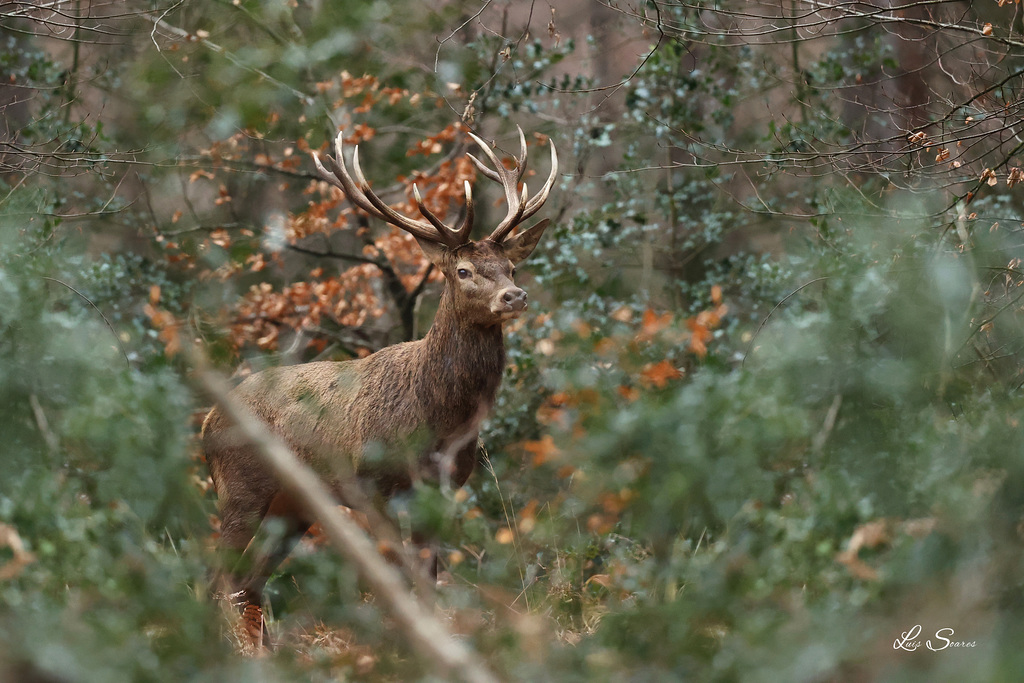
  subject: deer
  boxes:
[201,125,558,649]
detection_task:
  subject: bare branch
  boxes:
[193,356,500,683]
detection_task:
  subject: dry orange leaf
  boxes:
[523,435,561,466]
[611,306,633,323]
[640,359,683,388]
[0,523,36,581]
[835,520,889,581]
[617,385,640,402]
[556,465,577,479]
[638,308,673,341]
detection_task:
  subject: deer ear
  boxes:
[414,236,449,266]
[502,219,551,264]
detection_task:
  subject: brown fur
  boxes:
[202,229,550,645]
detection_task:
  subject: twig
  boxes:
[192,355,500,683]
[41,276,130,367]
[434,0,494,76]
[810,393,843,457]
[141,10,314,107]
[29,394,60,456]
[741,277,830,367]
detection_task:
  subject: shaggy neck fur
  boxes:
[417,283,506,432]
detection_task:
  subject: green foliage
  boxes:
[468,199,1024,681]
[5,1,1024,681]
[0,185,230,680]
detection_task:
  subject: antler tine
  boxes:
[491,137,558,240]
[466,132,516,201]
[490,182,530,243]
[350,147,444,243]
[515,125,528,167]
[467,152,501,182]
[519,140,559,222]
[453,179,475,244]
[412,183,464,246]
[312,151,343,191]
[319,137,381,218]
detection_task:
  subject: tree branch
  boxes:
[192,355,500,683]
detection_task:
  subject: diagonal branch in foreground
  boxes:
[193,357,499,683]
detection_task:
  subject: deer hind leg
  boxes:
[220,491,312,653]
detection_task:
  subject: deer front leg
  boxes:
[400,437,480,581]
[221,492,312,653]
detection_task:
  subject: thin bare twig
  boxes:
[41,276,130,367]
[742,276,830,366]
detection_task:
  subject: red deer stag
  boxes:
[202,126,557,648]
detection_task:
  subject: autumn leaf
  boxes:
[637,308,673,341]
[214,184,232,205]
[640,359,683,388]
[686,291,729,357]
[610,306,633,323]
[495,527,515,544]
[711,284,723,305]
[523,434,561,466]
[210,228,231,248]
[342,123,375,145]
[0,523,36,581]
[599,489,634,515]
[594,337,618,357]
[586,513,615,534]
[907,130,927,145]
[617,385,640,402]
[835,519,889,581]
[688,316,713,357]
[556,465,577,479]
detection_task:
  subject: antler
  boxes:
[312,131,473,248]
[467,125,558,243]
[312,126,557,248]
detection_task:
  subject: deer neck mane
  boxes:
[416,284,506,419]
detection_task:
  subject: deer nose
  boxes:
[501,287,528,311]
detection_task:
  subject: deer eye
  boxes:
[511,266,517,277]
[457,268,472,279]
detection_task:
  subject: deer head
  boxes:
[312,126,558,327]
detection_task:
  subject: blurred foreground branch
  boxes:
[192,355,499,683]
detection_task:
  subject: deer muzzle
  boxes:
[493,286,528,318]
